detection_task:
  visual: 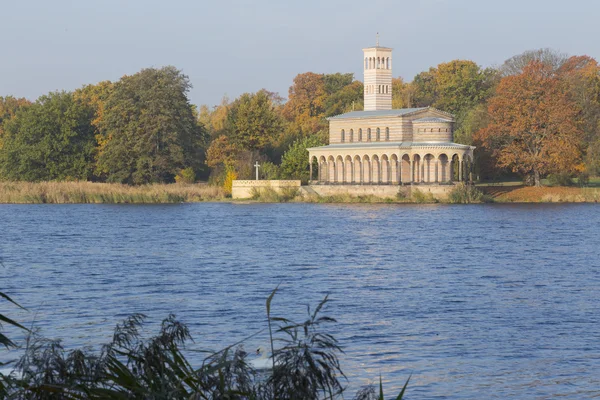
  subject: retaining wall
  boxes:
[232,180,301,199]
[307,184,455,199]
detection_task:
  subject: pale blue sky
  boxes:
[1,0,598,107]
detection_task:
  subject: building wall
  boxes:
[412,121,453,142]
[328,108,455,144]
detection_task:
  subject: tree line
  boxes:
[1,48,599,189]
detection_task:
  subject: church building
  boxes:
[307,41,475,194]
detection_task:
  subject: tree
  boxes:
[96,66,203,184]
[279,135,326,183]
[501,48,568,76]
[392,77,413,109]
[475,61,584,186]
[227,90,284,151]
[323,80,363,117]
[0,91,96,181]
[558,56,600,174]
[282,72,327,135]
[0,96,31,149]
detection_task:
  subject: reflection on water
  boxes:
[1,203,600,398]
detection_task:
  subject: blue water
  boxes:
[1,203,599,398]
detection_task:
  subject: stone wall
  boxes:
[307,184,455,199]
[232,180,301,199]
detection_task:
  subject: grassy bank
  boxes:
[2,181,600,204]
[480,185,600,203]
[0,181,226,204]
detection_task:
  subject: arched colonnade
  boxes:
[310,152,473,184]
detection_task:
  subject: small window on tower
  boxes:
[350,129,354,142]
[367,128,371,141]
[376,128,380,141]
[358,129,363,141]
[341,129,345,143]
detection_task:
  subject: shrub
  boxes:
[223,168,238,197]
[411,189,437,203]
[447,183,484,204]
[174,167,196,184]
[577,172,590,187]
[547,172,574,187]
[250,186,300,202]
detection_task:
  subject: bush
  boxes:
[547,172,574,187]
[447,183,484,204]
[250,186,300,202]
[223,168,238,197]
[577,172,590,187]
[174,167,196,184]
[411,189,437,203]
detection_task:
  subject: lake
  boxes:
[1,203,599,398]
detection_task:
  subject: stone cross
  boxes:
[254,161,260,180]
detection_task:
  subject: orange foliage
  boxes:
[475,61,584,186]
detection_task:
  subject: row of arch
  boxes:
[310,153,473,184]
[341,128,389,143]
[365,85,390,95]
[365,57,391,70]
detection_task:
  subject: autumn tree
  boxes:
[392,77,413,109]
[0,91,96,181]
[558,56,600,174]
[475,61,584,186]
[96,66,204,184]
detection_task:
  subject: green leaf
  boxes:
[396,375,411,400]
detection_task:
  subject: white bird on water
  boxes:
[249,346,272,370]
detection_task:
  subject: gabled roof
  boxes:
[327,108,427,120]
[413,117,453,123]
[327,106,454,120]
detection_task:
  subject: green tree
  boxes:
[96,66,203,184]
[280,135,326,183]
[0,91,96,181]
[0,96,31,149]
[227,90,284,151]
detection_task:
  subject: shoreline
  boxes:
[0,181,599,204]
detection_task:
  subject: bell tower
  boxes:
[363,36,392,111]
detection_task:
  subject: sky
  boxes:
[1,0,599,107]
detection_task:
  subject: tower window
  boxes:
[385,127,390,141]
[367,128,371,141]
[350,129,354,142]
[376,128,380,141]
[358,128,362,141]
[341,129,345,143]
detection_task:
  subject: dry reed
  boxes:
[0,181,226,204]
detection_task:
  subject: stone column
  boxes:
[421,161,425,183]
[309,161,313,183]
[435,160,439,183]
[459,160,463,182]
[410,159,414,183]
[398,159,402,185]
